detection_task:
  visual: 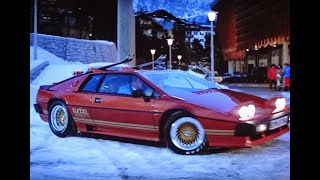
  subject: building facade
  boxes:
[185,24,211,48]
[30,0,118,41]
[212,0,290,81]
[135,10,180,39]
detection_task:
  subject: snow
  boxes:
[153,18,175,30]
[93,40,116,45]
[30,46,290,179]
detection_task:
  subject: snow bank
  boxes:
[30,33,118,64]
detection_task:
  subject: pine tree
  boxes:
[171,21,190,66]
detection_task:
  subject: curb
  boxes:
[30,61,49,83]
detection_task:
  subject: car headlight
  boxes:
[239,104,256,120]
[275,98,286,111]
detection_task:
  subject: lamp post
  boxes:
[255,45,258,67]
[34,0,38,60]
[150,49,156,70]
[177,55,182,69]
[208,11,218,82]
[167,38,174,69]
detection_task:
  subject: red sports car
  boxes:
[34,58,290,155]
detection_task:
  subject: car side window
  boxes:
[130,75,155,97]
[98,74,132,95]
[96,74,157,97]
[80,74,104,92]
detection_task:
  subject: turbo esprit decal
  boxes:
[72,107,91,118]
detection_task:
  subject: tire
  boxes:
[163,112,207,155]
[48,101,77,137]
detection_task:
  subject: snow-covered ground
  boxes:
[30,46,290,180]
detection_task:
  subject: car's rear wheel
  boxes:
[48,101,76,137]
[164,112,207,155]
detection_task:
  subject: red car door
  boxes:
[67,73,105,132]
[90,74,160,141]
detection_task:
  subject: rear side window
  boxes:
[81,74,104,92]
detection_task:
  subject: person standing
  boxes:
[276,64,284,91]
[283,63,290,91]
[268,64,277,90]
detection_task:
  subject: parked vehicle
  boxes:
[222,73,234,81]
[188,65,223,83]
[223,72,248,83]
[233,72,248,83]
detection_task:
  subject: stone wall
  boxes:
[30,33,118,63]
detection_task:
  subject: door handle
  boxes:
[94,98,102,103]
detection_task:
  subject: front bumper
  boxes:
[206,111,290,148]
[207,125,289,147]
[235,111,290,138]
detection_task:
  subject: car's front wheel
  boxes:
[48,101,76,137]
[164,112,207,155]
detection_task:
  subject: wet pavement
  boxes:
[227,85,290,107]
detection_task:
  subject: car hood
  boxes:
[169,89,268,113]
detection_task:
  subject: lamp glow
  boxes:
[247,104,256,117]
[208,11,218,22]
[167,38,174,46]
[275,98,286,110]
[239,104,256,120]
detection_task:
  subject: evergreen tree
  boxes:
[171,21,190,65]
[190,38,204,64]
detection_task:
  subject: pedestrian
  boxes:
[283,63,290,91]
[267,64,277,90]
[276,64,284,91]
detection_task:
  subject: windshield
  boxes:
[138,70,221,95]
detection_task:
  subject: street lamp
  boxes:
[208,11,218,82]
[167,38,174,69]
[150,49,156,70]
[255,45,258,68]
[34,0,38,60]
[177,55,182,68]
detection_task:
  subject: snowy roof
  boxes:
[146,9,179,21]
[153,18,174,30]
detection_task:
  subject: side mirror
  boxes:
[132,90,145,98]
